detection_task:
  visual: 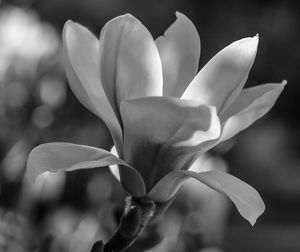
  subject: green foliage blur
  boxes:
[0,0,299,251]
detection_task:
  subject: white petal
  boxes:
[219,81,286,142]
[109,145,120,181]
[182,36,258,112]
[121,97,220,148]
[63,21,123,154]
[99,14,163,119]
[120,97,220,190]
[26,142,146,197]
[156,12,200,97]
[148,170,265,225]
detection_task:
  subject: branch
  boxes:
[92,196,156,252]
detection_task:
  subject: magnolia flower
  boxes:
[26,12,285,225]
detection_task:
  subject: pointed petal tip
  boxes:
[115,13,137,23]
[253,34,259,43]
[175,11,185,18]
[248,34,259,45]
[103,13,139,31]
[248,202,265,226]
[174,11,195,25]
[249,218,256,226]
[62,21,73,46]
[120,13,134,18]
[232,36,259,58]
[272,80,287,92]
[237,35,259,50]
[63,20,78,33]
[65,19,74,25]
[62,20,83,41]
[62,20,72,35]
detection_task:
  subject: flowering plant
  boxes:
[26,12,285,251]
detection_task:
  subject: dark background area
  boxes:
[0,0,299,251]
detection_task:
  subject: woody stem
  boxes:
[101,196,156,252]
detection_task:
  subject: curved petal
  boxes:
[219,81,286,142]
[63,21,123,155]
[156,12,200,97]
[182,36,258,112]
[148,170,265,225]
[99,14,163,120]
[120,97,220,191]
[26,142,146,197]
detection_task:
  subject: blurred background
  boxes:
[0,0,299,251]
